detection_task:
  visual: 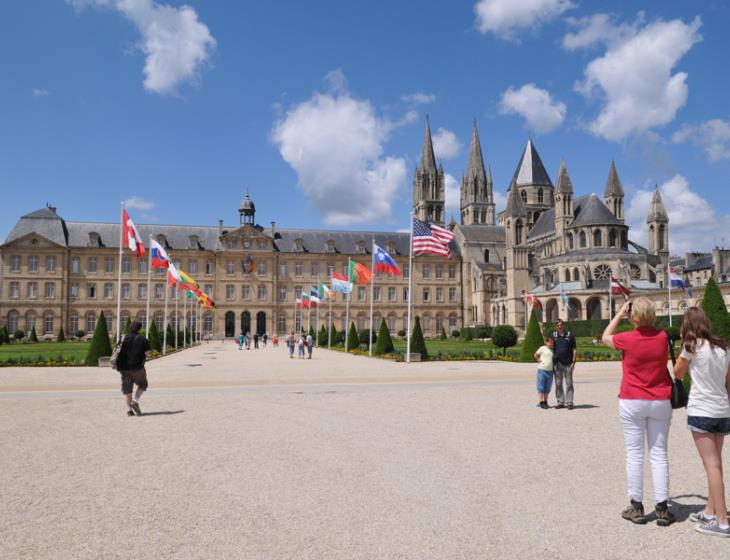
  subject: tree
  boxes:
[123,317,132,335]
[463,327,474,341]
[374,319,395,355]
[359,328,376,345]
[13,329,25,342]
[318,325,328,346]
[328,323,338,346]
[492,324,518,356]
[519,309,544,362]
[85,311,112,366]
[57,327,66,343]
[75,330,85,339]
[701,278,730,340]
[346,322,359,352]
[440,327,447,340]
[0,326,4,345]
[29,326,39,343]
[2,326,9,344]
[148,321,162,352]
[308,325,315,339]
[166,324,175,348]
[409,316,428,360]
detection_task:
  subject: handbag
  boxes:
[667,338,687,409]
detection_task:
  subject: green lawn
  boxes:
[0,342,91,364]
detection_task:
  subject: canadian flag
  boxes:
[122,209,146,260]
[611,277,631,299]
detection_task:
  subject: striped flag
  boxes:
[413,218,454,258]
[611,277,631,299]
[318,282,333,299]
[122,209,146,260]
[309,286,320,305]
[331,272,352,293]
[150,239,170,269]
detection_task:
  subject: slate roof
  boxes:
[504,179,528,217]
[684,255,713,272]
[4,207,69,247]
[267,228,435,256]
[454,224,505,244]
[604,161,624,197]
[570,194,622,227]
[511,138,553,187]
[527,209,556,239]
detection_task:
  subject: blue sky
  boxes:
[1,0,729,253]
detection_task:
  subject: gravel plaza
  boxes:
[1,342,729,560]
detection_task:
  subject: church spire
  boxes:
[647,186,668,223]
[460,118,493,225]
[412,116,445,225]
[420,115,437,171]
[466,118,486,181]
[604,160,624,197]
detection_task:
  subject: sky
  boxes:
[1,0,729,254]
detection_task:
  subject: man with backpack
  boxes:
[551,319,577,409]
[117,321,151,416]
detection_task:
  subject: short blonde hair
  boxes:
[630,297,655,327]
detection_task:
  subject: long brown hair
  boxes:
[680,307,728,353]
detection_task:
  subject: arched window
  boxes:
[537,189,543,204]
[573,267,580,282]
[567,232,574,250]
[609,229,617,247]
[658,225,666,250]
[86,312,96,333]
[521,190,527,204]
[515,220,523,245]
[44,312,54,334]
[7,310,19,332]
[594,229,602,247]
[388,313,397,331]
[484,249,490,262]
[579,231,587,248]
[564,269,571,282]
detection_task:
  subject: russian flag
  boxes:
[373,244,402,275]
[150,239,170,269]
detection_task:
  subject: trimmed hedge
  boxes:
[409,316,428,360]
[85,311,112,366]
[346,322,359,352]
[492,324,518,355]
[519,309,544,362]
[374,319,395,355]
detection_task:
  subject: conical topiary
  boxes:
[701,277,730,340]
[57,327,65,342]
[148,320,162,352]
[440,327,447,340]
[328,323,338,346]
[519,308,544,362]
[123,317,132,335]
[165,324,174,348]
[318,325,328,346]
[0,326,5,345]
[29,326,39,343]
[308,325,315,339]
[346,322,359,352]
[409,316,428,360]
[373,318,395,355]
[85,311,112,366]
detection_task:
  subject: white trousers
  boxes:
[618,398,672,504]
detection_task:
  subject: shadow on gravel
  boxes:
[140,410,185,417]
[668,494,713,523]
[571,404,599,409]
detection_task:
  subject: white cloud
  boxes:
[123,196,155,211]
[433,128,462,160]
[626,175,729,253]
[401,92,436,105]
[445,174,461,217]
[474,0,576,40]
[323,68,347,94]
[271,74,408,226]
[68,0,216,95]
[574,15,702,141]
[672,119,730,163]
[499,83,566,134]
[493,190,507,213]
[562,13,643,51]
[32,88,50,97]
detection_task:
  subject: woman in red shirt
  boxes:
[602,297,674,526]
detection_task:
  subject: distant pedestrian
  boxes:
[272,334,279,347]
[254,333,259,349]
[238,331,244,350]
[551,319,576,409]
[297,334,305,359]
[306,333,314,359]
[603,298,675,526]
[244,332,250,350]
[674,307,730,537]
[286,332,294,358]
[117,321,151,417]
[262,333,268,347]
[534,337,555,409]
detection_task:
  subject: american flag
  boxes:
[413,218,454,258]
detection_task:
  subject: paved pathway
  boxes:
[1,342,727,559]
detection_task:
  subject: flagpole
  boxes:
[406,212,414,364]
[184,290,188,348]
[368,239,376,356]
[668,266,672,327]
[145,235,152,337]
[115,202,124,343]
[609,278,613,322]
[174,283,179,351]
[162,278,168,354]
[293,288,297,334]
[328,280,333,349]
[315,286,319,347]
[345,257,351,352]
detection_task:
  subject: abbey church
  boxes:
[0,118,698,340]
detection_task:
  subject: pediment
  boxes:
[220,224,273,251]
[2,232,65,249]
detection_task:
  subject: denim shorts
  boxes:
[687,416,730,436]
[536,369,553,393]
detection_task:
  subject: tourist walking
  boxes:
[117,321,151,417]
[244,332,250,350]
[674,307,730,537]
[534,337,555,409]
[602,298,675,526]
[306,332,314,359]
[297,333,305,359]
[286,332,294,358]
[262,333,268,347]
[551,319,576,409]
[238,330,244,350]
[254,333,259,349]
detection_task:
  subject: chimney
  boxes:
[218,219,224,237]
[270,220,276,237]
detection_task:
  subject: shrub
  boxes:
[0,326,5,345]
[440,327,447,340]
[29,326,39,343]
[75,330,85,339]
[409,316,428,360]
[148,321,162,352]
[85,311,112,366]
[492,324,518,356]
[14,329,25,341]
[374,319,395,355]
[318,325,328,346]
[165,324,175,347]
[346,322,359,352]
[359,328,377,345]
[1,326,9,344]
[701,277,730,340]
[56,327,66,342]
[397,329,406,338]
[615,324,634,333]
[308,325,315,339]
[463,328,474,341]
[328,323,338,346]
[519,309,544,362]
[475,326,491,339]
[451,329,460,338]
[664,326,680,344]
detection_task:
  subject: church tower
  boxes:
[460,119,494,225]
[554,160,574,255]
[508,138,554,228]
[647,186,669,265]
[604,161,625,223]
[413,116,445,225]
[504,180,529,330]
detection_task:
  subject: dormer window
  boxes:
[189,236,199,250]
[387,242,396,255]
[227,239,236,249]
[326,240,336,253]
[88,232,100,247]
[294,238,304,252]
[156,234,167,247]
[356,241,366,255]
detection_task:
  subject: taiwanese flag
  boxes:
[150,239,170,269]
[122,209,146,260]
[373,244,402,275]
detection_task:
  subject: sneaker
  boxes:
[655,502,676,526]
[567,403,574,410]
[695,520,730,537]
[690,511,715,523]
[130,401,142,416]
[555,403,565,409]
[127,409,135,417]
[540,402,549,409]
[622,501,647,524]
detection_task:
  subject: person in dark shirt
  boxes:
[551,318,577,409]
[118,321,151,416]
